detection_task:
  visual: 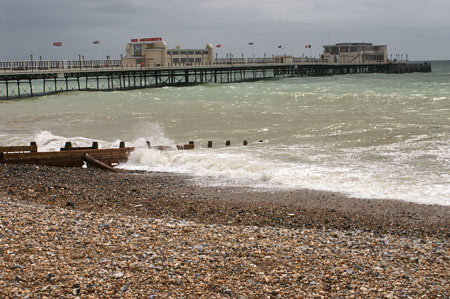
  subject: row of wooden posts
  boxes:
[62,140,258,149]
[0,139,259,155]
[208,140,254,147]
[63,140,255,150]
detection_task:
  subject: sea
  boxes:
[1,61,449,206]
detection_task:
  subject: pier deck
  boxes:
[0,62,431,99]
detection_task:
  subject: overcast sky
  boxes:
[1,0,449,61]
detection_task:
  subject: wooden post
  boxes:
[146,141,151,148]
[189,141,194,145]
[64,142,72,150]
[92,142,98,149]
[30,142,38,152]
[207,141,212,148]
[226,140,231,146]
[243,140,248,146]
[119,141,125,148]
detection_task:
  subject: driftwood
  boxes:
[82,153,117,172]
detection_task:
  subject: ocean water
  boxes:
[1,61,449,205]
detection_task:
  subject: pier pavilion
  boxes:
[121,37,214,68]
[322,43,387,64]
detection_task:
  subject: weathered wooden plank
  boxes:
[0,143,37,153]
[1,148,132,160]
[178,144,195,150]
[0,146,34,152]
[82,153,117,171]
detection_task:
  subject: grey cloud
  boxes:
[0,0,449,60]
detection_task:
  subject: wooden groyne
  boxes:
[0,62,431,99]
[0,141,194,168]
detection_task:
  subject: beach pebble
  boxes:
[0,164,448,298]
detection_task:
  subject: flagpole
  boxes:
[60,45,64,69]
[252,44,255,61]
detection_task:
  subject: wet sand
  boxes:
[1,164,449,297]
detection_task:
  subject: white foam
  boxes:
[119,143,450,206]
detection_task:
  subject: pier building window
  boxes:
[195,58,201,63]
[133,44,142,56]
[188,51,195,55]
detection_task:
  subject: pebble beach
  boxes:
[0,164,449,298]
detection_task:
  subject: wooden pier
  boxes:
[0,62,431,99]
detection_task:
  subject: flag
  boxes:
[248,42,254,45]
[278,45,282,48]
[93,40,100,44]
[53,42,62,47]
[216,44,222,48]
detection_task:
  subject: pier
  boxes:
[0,61,431,99]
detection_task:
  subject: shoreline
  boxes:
[1,164,449,237]
[1,164,449,297]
